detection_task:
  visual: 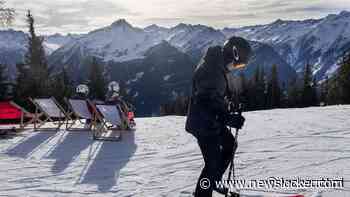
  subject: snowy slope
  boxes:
[0,29,80,78]
[1,106,350,197]
[295,11,350,78]
[0,29,28,79]
[0,30,79,58]
[222,19,320,55]
[0,29,27,66]
[0,29,81,80]
[43,33,82,54]
[166,24,226,57]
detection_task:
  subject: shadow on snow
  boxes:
[5,131,57,158]
[46,131,92,174]
[79,131,137,192]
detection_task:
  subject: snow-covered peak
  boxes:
[224,17,321,47]
[272,19,285,25]
[51,20,227,64]
[55,19,165,62]
[339,10,350,17]
[46,33,64,38]
[42,10,350,81]
[44,33,81,54]
[89,19,142,36]
[171,23,217,33]
[144,24,168,33]
[167,23,226,53]
[111,19,133,28]
[173,23,189,30]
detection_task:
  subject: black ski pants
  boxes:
[194,127,237,197]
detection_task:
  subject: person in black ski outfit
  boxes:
[186,36,251,197]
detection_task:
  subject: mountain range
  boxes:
[224,10,350,80]
[1,11,349,115]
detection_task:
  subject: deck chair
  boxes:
[29,97,68,131]
[65,98,92,131]
[0,101,37,130]
[88,100,125,141]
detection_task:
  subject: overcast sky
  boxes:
[4,0,350,34]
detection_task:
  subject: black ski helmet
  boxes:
[223,36,251,70]
[76,84,89,98]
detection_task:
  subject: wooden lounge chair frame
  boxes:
[29,97,69,131]
[9,101,39,130]
[87,100,124,141]
[64,98,93,131]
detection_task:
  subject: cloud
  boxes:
[244,0,348,16]
[188,14,258,21]
[5,0,350,33]
[143,17,184,24]
[246,0,291,10]
[7,0,136,33]
[281,5,341,13]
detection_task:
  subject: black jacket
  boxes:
[186,46,231,137]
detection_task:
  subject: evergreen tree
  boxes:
[15,63,31,99]
[28,10,49,96]
[280,82,288,108]
[18,10,49,98]
[118,80,131,101]
[88,57,106,100]
[249,67,260,110]
[338,50,350,103]
[248,66,266,110]
[160,96,189,116]
[301,63,316,107]
[253,66,260,86]
[52,66,73,103]
[320,76,329,105]
[160,104,167,116]
[261,67,268,109]
[239,72,249,107]
[327,77,342,105]
[287,79,300,108]
[267,64,281,108]
[257,66,267,109]
[311,78,319,105]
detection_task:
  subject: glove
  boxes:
[225,114,245,129]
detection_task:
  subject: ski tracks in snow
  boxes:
[0,106,349,196]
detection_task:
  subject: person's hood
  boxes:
[203,46,228,73]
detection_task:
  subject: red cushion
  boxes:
[0,102,22,120]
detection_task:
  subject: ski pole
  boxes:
[225,104,243,197]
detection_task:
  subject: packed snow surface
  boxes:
[1,106,350,197]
